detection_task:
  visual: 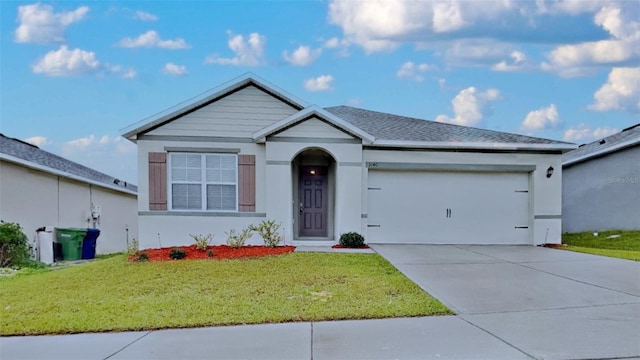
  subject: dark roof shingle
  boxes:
[563,124,640,165]
[325,106,571,145]
[0,134,137,193]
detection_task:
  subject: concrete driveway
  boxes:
[371,244,640,360]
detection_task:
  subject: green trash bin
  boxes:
[56,228,87,261]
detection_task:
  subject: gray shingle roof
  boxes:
[325,106,572,145]
[0,134,137,193]
[563,124,640,165]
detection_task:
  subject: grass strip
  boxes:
[561,230,640,261]
[1,253,451,335]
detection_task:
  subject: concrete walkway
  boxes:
[2,245,639,359]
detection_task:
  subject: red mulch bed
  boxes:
[129,244,296,262]
[540,243,566,248]
[331,244,370,249]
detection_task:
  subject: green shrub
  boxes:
[190,233,213,251]
[226,228,252,249]
[250,220,283,248]
[134,252,149,262]
[0,221,30,267]
[339,232,365,248]
[168,247,186,260]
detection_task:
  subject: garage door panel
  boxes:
[367,170,530,244]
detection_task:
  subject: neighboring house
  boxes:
[122,74,575,249]
[562,124,640,233]
[0,134,138,254]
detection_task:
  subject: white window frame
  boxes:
[167,153,238,212]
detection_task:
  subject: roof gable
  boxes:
[253,105,375,143]
[272,116,356,140]
[121,73,308,140]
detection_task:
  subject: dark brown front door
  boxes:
[298,166,328,237]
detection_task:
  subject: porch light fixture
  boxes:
[310,170,316,175]
[546,166,554,178]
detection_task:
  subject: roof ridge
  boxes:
[0,133,39,149]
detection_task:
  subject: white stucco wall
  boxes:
[0,160,138,254]
[563,146,640,232]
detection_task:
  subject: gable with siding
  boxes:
[146,86,298,138]
[271,116,355,140]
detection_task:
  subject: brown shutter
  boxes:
[238,154,256,212]
[148,152,167,211]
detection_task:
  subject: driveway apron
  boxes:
[371,244,640,360]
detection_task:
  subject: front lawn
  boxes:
[0,253,451,335]
[562,230,640,261]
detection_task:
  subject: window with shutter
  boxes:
[168,153,238,211]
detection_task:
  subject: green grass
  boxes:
[562,230,640,261]
[0,253,451,335]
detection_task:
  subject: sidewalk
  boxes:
[1,316,528,360]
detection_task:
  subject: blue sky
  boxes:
[1,0,638,184]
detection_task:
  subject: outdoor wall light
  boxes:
[546,166,554,178]
[310,170,316,175]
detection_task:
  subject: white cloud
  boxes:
[63,135,136,155]
[117,30,190,49]
[323,37,350,57]
[121,68,137,79]
[205,31,266,66]
[134,10,158,21]
[304,75,335,92]
[543,3,640,76]
[324,37,348,48]
[61,134,137,183]
[328,0,514,53]
[396,61,436,82]
[14,3,88,43]
[432,1,466,33]
[492,50,533,72]
[521,104,560,131]
[435,87,501,126]
[32,45,100,76]
[442,39,514,66]
[162,62,187,76]
[563,124,618,142]
[24,136,50,147]
[283,45,322,66]
[589,67,640,113]
[105,64,137,79]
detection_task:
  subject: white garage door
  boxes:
[367,170,530,244]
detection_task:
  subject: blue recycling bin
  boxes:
[81,228,100,259]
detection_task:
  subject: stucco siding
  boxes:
[273,117,354,139]
[0,160,137,254]
[563,146,640,232]
[91,187,138,254]
[0,161,58,236]
[146,86,298,138]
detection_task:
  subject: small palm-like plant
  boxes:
[190,234,213,251]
